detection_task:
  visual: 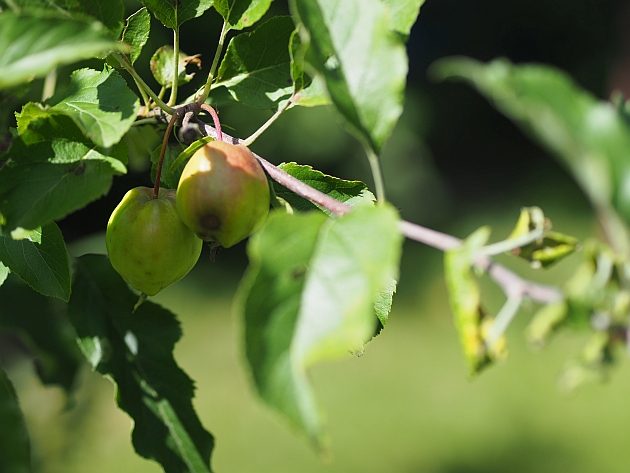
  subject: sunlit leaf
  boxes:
[150,45,201,88]
[214,17,294,109]
[141,0,213,29]
[0,137,126,231]
[288,31,329,108]
[0,262,8,287]
[506,207,578,268]
[240,205,402,442]
[526,300,568,347]
[17,67,139,148]
[290,0,407,152]
[433,58,630,226]
[444,227,506,374]
[214,0,273,30]
[380,0,425,36]
[121,7,151,64]
[274,162,374,213]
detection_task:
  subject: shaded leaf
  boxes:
[0,12,123,90]
[81,0,125,35]
[290,0,407,152]
[122,8,152,64]
[433,58,630,226]
[274,162,374,213]
[0,223,70,301]
[68,255,214,473]
[214,0,273,30]
[141,0,213,29]
[240,205,402,442]
[120,125,161,172]
[150,45,201,88]
[0,367,31,473]
[150,142,187,189]
[215,16,294,109]
[0,278,82,390]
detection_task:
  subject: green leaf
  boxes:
[290,0,407,152]
[150,46,201,88]
[68,255,214,473]
[274,162,374,213]
[80,0,125,35]
[141,0,213,29]
[0,12,123,90]
[0,223,70,301]
[121,8,151,64]
[291,75,329,108]
[380,0,425,36]
[0,262,8,287]
[0,278,82,390]
[526,300,568,347]
[374,279,397,326]
[560,331,614,391]
[507,207,578,268]
[47,67,140,147]
[2,0,124,35]
[0,138,125,231]
[214,16,295,109]
[150,142,186,189]
[288,30,329,108]
[213,0,273,30]
[0,368,31,473]
[444,227,506,375]
[240,205,403,442]
[433,58,630,225]
[161,136,215,188]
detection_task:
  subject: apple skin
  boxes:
[176,141,270,248]
[106,186,202,296]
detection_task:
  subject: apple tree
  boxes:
[1,1,630,471]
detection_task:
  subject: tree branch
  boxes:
[193,118,563,304]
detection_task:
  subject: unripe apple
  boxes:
[176,141,270,248]
[106,186,202,296]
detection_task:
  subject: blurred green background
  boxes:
[4,0,630,472]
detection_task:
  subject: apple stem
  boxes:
[133,293,147,312]
[200,104,223,142]
[153,113,178,199]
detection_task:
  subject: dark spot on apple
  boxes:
[196,214,221,240]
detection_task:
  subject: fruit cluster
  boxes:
[106,141,270,296]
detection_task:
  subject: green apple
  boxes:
[176,141,270,247]
[106,186,202,296]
